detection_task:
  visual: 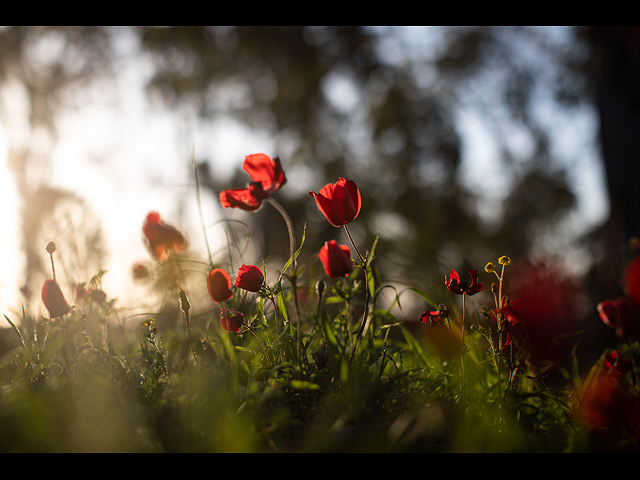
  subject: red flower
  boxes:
[604,350,633,379]
[42,279,71,318]
[318,240,353,278]
[493,298,523,326]
[142,212,186,261]
[219,154,287,211]
[220,309,244,333]
[309,178,362,227]
[207,268,233,303]
[445,269,484,296]
[597,296,640,341]
[419,305,450,326]
[235,264,264,292]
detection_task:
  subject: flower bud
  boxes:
[485,262,495,273]
[46,241,57,254]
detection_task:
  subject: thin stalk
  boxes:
[460,293,466,411]
[266,197,303,363]
[269,295,285,364]
[191,146,215,270]
[344,224,372,366]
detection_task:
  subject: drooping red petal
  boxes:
[219,188,264,211]
[466,269,484,295]
[235,264,265,292]
[208,268,233,303]
[445,269,464,295]
[42,279,71,318]
[309,178,361,227]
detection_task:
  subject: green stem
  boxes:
[267,197,302,363]
[345,225,372,366]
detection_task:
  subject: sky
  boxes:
[0,27,610,320]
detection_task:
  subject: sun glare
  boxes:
[0,127,21,313]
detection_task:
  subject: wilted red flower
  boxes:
[597,296,640,341]
[419,304,450,326]
[318,240,353,278]
[219,153,287,211]
[493,297,524,326]
[445,269,484,296]
[235,264,264,292]
[309,178,362,227]
[142,212,186,261]
[208,268,233,303]
[42,279,71,318]
[220,309,244,333]
[604,350,633,379]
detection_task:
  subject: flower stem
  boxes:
[344,225,372,366]
[267,197,302,362]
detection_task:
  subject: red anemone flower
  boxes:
[309,178,362,227]
[42,279,71,318]
[604,350,633,379]
[445,269,484,296]
[419,305,450,326]
[597,296,640,341]
[142,212,186,261]
[220,309,244,333]
[235,264,265,293]
[208,268,234,303]
[219,154,287,211]
[318,240,353,278]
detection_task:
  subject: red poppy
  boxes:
[219,154,287,211]
[604,350,633,379]
[235,264,265,292]
[419,305,450,326]
[445,269,484,296]
[142,212,186,261]
[220,309,244,333]
[597,296,640,341]
[318,240,353,278]
[42,279,71,318]
[309,178,362,227]
[492,298,523,326]
[208,268,234,303]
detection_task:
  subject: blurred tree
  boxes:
[0,27,608,320]
[0,26,111,309]
[137,26,589,298]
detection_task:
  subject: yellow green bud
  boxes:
[485,262,495,273]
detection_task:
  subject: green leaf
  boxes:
[4,314,26,347]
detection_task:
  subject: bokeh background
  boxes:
[0,26,637,367]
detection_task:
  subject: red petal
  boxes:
[219,188,263,211]
[42,279,71,318]
[208,268,233,303]
[243,154,286,196]
[319,240,353,278]
[309,178,361,227]
[235,264,264,292]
